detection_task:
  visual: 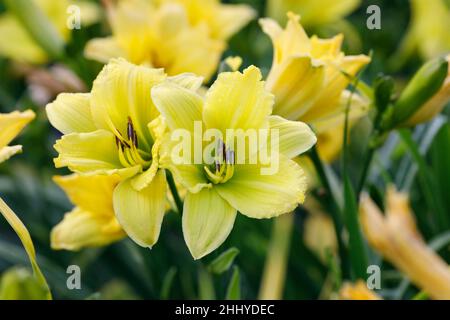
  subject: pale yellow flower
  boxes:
[266,0,361,28]
[405,54,450,126]
[46,58,202,249]
[51,174,126,251]
[0,0,99,64]
[0,110,35,163]
[260,13,370,161]
[360,187,450,300]
[152,66,316,259]
[85,0,254,81]
[339,280,381,300]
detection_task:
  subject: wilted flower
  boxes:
[85,0,255,81]
[51,174,125,251]
[260,13,370,161]
[266,0,361,28]
[360,187,450,300]
[0,0,99,64]
[46,58,202,248]
[152,65,316,259]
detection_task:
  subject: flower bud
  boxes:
[382,57,448,130]
[0,267,49,300]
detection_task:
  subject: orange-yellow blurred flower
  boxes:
[360,187,450,300]
[339,280,381,300]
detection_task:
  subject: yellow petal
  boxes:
[54,130,124,173]
[203,66,274,132]
[53,174,120,217]
[360,188,450,300]
[73,0,101,26]
[0,110,35,149]
[0,145,23,164]
[266,56,325,120]
[0,13,47,63]
[91,58,166,151]
[46,93,96,134]
[51,207,125,251]
[152,82,204,132]
[182,188,237,259]
[216,156,306,218]
[310,34,344,59]
[113,170,167,248]
[268,116,317,159]
[84,37,126,64]
[0,197,51,299]
[167,73,204,91]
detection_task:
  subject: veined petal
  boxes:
[51,207,125,251]
[266,55,325,120]
[84,37,126,63]
[54,130,123,173]
[182,188,237,259]
[91,58,166,150]
[0,146,22,164]
[167,73,204,91]
[46,93,96,134]
[0,110,35,149]
[216,156,306,218]
[152,82,204,132]
[0,13,47,64]
[310,34,344,59]
[203,66,274,132]
[53,174,120,217]
[268,116,317,159]
[113,169,167,248]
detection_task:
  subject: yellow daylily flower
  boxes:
[266,0,361,28]
[339,280,381,300]
[46,58,200,249]
[360,187,450,300]
[392,0,450,66]
[405,54,450,126]
[0,110,35,163]
[152,65,317,259]
[51,174,126,251]
[0,0,99,64]
[260,13,370,161]
[85,0,254,81]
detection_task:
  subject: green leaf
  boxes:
[225,266,241,300]
[343,176,368,280]
[160,267,177,300]
[207,248,240,275]
[198,266,215,300]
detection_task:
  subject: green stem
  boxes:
[166,171,183,214]
[356,146,375,195]
[309,147,350,279]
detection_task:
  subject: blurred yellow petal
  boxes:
[152,82,204,132]
[0,198,51,299]
[113,170,167,248]
[46,93,96,134]
[175,0,255,40]
[84,37,126,63]
[203,66,274,132]
[167,73,204,91]
[0,110,35,149]
[91,58,166,151]
[340,280,381,300]
[360,187,450,300]
[0,145,23,164]
[267,0,360,27]
[268,115,317,159]
[72,0,101,26]
[216,156,306,218]
[182,188,237,259]
[0,14,47,63]
[51,207,125,251]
